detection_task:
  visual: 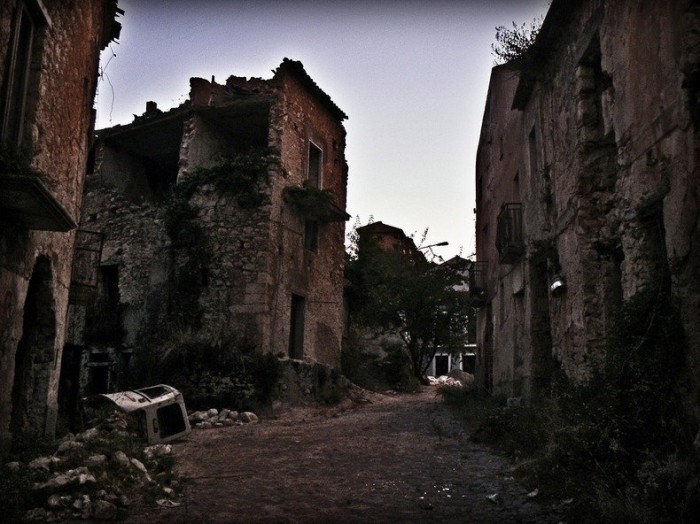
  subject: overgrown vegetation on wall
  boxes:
[491,17,542,64]
[283,184,343,222]
[133,332,280,411]
[442,281,698,522]
[163,149,270,328]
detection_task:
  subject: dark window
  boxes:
[496,203,524,264]
[308,142,322,188]
[435,355,449,377]
[304,220,319,252]
[1,2,47,147]
[528,128,538,179]
[100,265,120,310]
[289,295,305,359]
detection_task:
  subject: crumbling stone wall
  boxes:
[475,0,700,404]
[0,0,119,455]
[74,60,348,385]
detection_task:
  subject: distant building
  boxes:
[0,0,121,455]
[474,0,700,404]
[356,221,424,261]
[67,59,349,395]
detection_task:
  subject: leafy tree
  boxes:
[346,234,473,378]
[491,17,542,64]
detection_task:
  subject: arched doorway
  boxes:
[10,256,56,443]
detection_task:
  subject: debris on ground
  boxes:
[188,408,259,428]
[1,411,183,522]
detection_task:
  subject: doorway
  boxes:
[11,256,56,441]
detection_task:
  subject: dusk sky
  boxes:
[95,0,550,260]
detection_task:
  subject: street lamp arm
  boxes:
[419,241,449,250]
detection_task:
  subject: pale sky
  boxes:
[95,0,550,260]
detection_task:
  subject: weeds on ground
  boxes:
[441,284,700,523]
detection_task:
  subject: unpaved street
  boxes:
[128,388,561,523]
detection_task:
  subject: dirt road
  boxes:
[128,388,561,523]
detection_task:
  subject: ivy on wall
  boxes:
[162,149,271,328]
[283,184,346,222]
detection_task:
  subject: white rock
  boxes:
[218,408,230,421]
[78,473,97,486]
[86,454,107,468]
[189,411,207,423]
[29,456,52,471]
[77,427,100,441]
[228,411,239,420]
[55,440,84,455]
[113,451,130,467]
[130,458,152,482]
[5,461,21,471]
[47,494,63,509]
[240,412,259,424]
[206,408,219,418]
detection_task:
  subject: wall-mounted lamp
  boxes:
[549,274,566,294]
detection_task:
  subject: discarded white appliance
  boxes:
[99,384,191,444]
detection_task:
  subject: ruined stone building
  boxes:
[356,221,423,260]
[474,0,700,405]
[0,0,121,454]
[68,59,349,395]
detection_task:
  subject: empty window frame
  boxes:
[289,294,305,359]
[1,2,47,147]
[304,219,319,252]
[307,141,322,188]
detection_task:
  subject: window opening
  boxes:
[1,3,36,147]
[308,142,322,188]
[304,220,319,252]
[289,295,305,359]
[528,128,538,179]
[435,355,449,377]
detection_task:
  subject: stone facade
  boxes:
[474,0,700,408]
[70,59,349,390]
[0,0,120,455]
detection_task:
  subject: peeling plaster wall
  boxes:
[475,0,700,405]
[0,0,117,455]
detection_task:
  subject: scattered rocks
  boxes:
[189,408,258,429]
[5,418,183,522]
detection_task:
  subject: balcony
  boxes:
[0,173,77,231]
[496,203,524,264]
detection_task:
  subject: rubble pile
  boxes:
[188,408,259,429]
[2,414,182,522]
[427,370,475,390]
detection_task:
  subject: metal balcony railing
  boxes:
[496,203,524,264]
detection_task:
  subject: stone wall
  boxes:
[475,0,700,407]
[73,60,348,392]
[0,0,119,455]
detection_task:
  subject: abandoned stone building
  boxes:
[0,0,121,455]
[474,0,700,407]
[355,221,423,260]
[68,59,349,396]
